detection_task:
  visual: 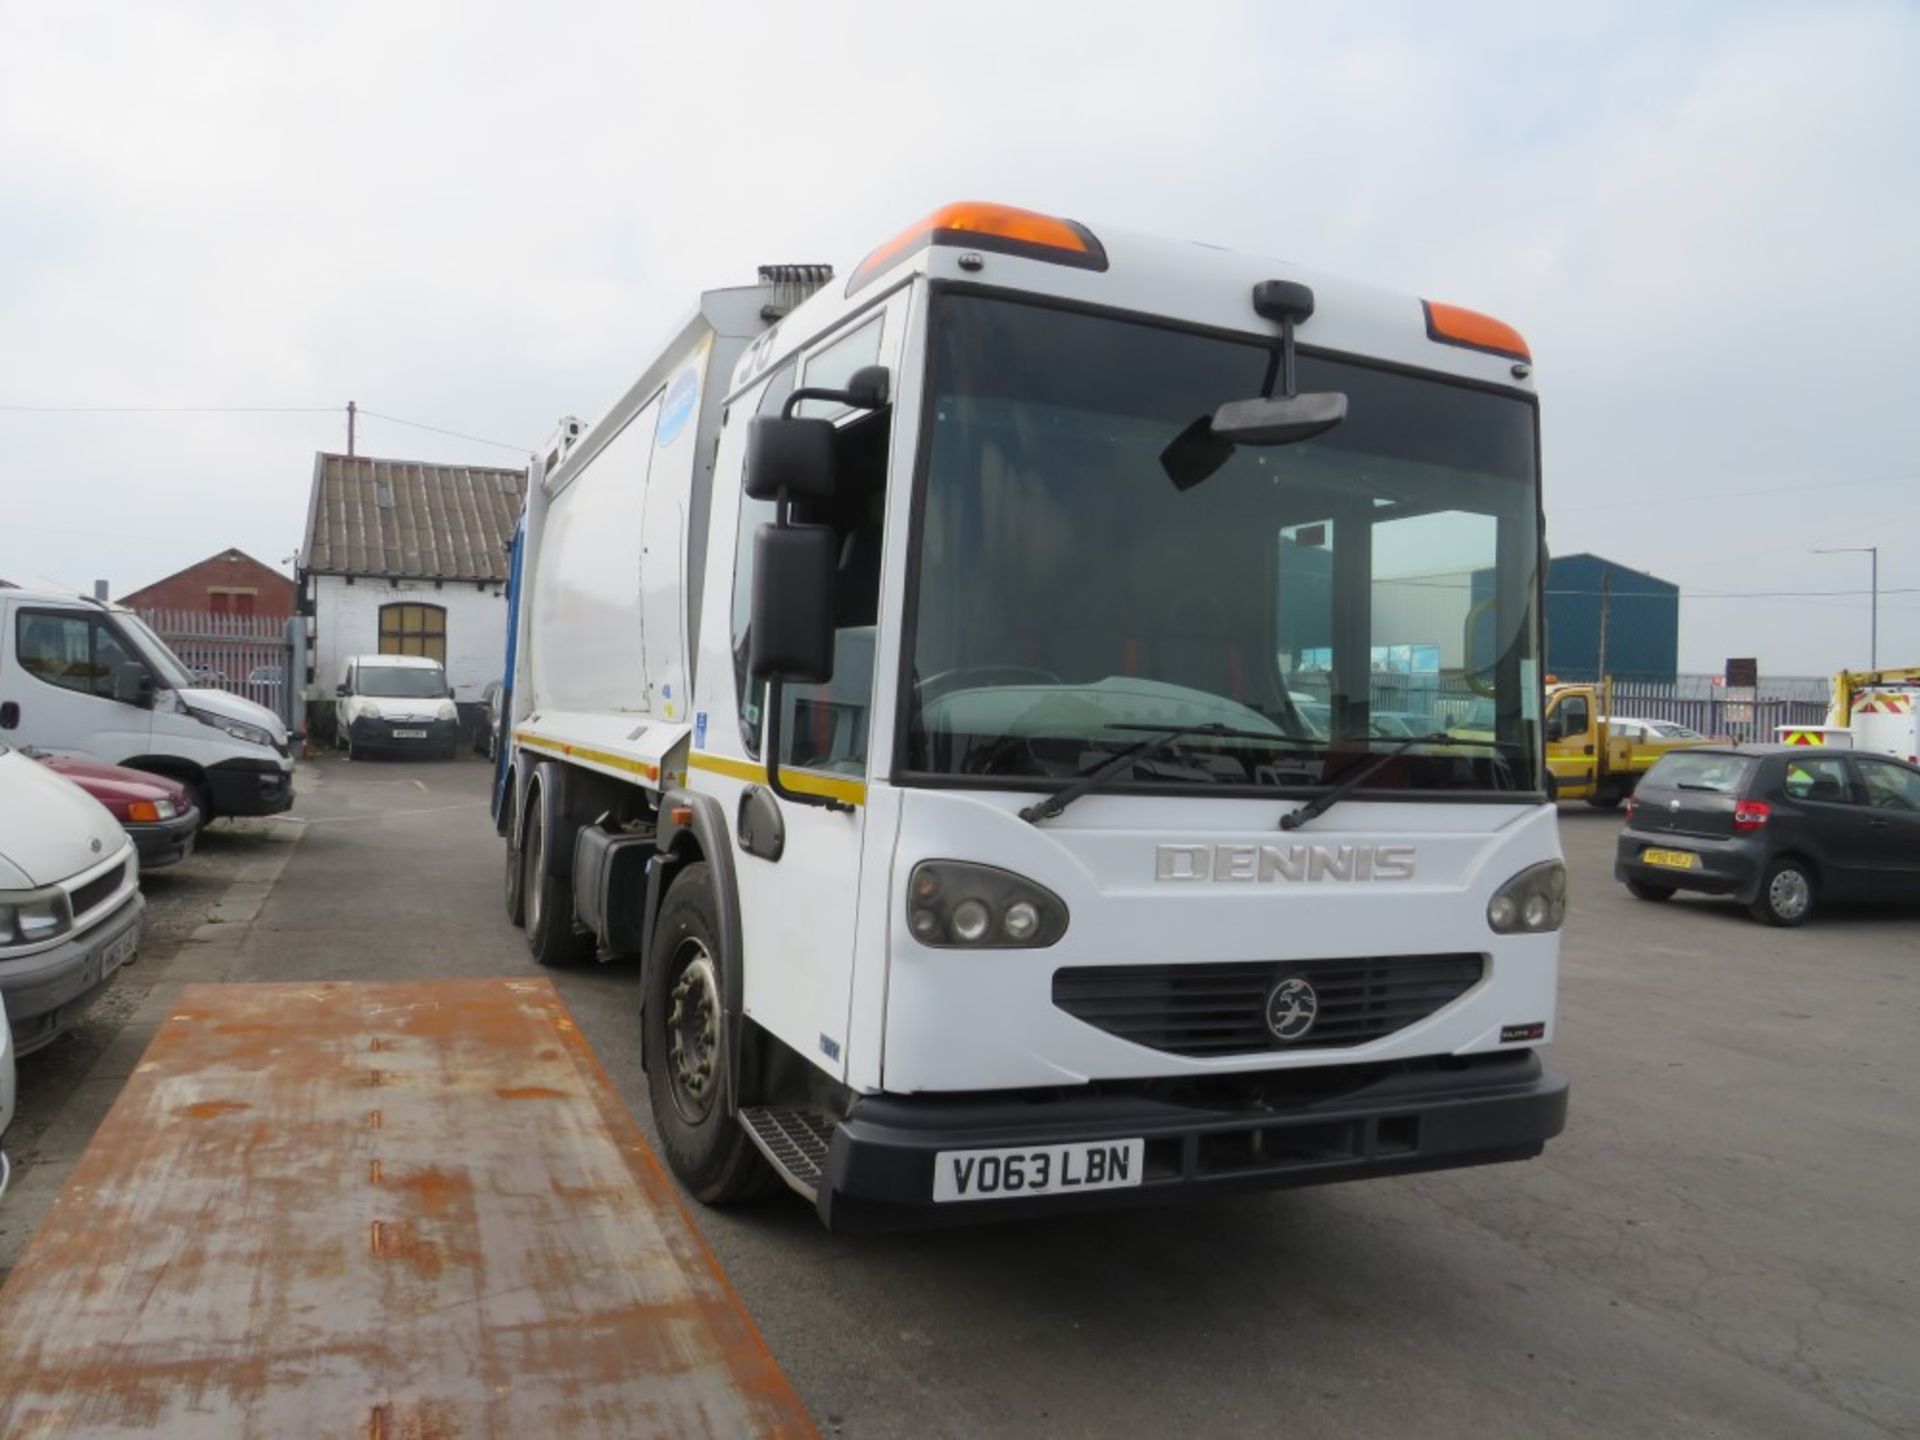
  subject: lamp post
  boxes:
[1812,545,1878,669]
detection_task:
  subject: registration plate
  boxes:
[101,926,138,972]
[933,1139,1145,1203]
[393,728,428,739]
[1642,848,1698,870]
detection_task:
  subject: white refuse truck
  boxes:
[499,202,1568,1233]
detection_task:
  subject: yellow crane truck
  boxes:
[1543,679,1712,807]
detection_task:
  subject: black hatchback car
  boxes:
[1615,745,1920,925]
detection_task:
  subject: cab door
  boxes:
[1,605,154,761]
[1545,689,1595,798]
[1848,757,1920,897]
[689,296,907,1082]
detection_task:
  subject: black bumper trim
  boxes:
[205,758,294,818]
[126,811,199,868]
[815,1052,1568,1234]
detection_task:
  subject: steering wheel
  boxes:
[913,665,1064,705]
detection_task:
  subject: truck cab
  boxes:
[0,590,294,822]
[503,205,1568,1232]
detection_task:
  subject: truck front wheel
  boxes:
[646,863,775,1205]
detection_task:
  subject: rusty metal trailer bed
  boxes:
[0,978,815,1438]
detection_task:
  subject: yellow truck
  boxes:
[1543,679,1712,807]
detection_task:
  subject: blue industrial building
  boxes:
[1543,552,1679,682]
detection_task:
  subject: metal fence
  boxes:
[135,608,295,724]
[1605,675,1831,741]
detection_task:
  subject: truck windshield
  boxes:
[901,293,1542,797]
[115,612,197,691]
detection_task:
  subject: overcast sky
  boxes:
[3,1,1915,676]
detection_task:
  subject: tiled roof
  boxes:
[301,453,525,582]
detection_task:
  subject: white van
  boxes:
[0,590,294,822]
[335,654,460,759]
[0,744,144,1057]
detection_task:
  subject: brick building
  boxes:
[119,547,296,619]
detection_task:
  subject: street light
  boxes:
[1812,545,1878,669]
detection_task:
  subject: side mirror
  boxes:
[112,666,152,707]
[745,416,836,502]
[1544,715,1565,743]
[748,524,837,684]
[1210,392,1348,446]
[335,683,349,698]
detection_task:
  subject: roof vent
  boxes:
[375,481,395,509]
[758,263,834,320]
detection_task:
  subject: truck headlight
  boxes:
[907,862,1069,949]
[0,887,73,948]
[1488,861,1568,934]
[437,700,458,721]
[186,706,276,749]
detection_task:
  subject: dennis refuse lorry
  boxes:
[496,202,1569,1233]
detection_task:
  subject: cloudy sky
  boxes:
[3,1,1915,675]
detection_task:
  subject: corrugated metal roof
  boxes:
[301,453,526,582]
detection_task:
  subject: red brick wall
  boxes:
[120,548,296,619]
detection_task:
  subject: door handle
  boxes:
[1867,817,1891,828]
[1583,743,1595,755]
[0,700,17,729]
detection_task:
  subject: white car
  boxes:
[0,745,143,1058]
[335,654,461,760]
[0,991,15,1200]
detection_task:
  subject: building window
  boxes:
[209,588,257,617]
[379,602,446,663]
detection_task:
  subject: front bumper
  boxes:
[0,893,144,1057]
[349,716,458,753]
[1615,830,1761,899]
[126,810,199,869]
[206,757,295,818]
[815,1050,1568,1234]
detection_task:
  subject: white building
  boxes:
[297,452,526,734]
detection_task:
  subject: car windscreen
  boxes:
[357,667,446,699]
[1646,752,1752,792]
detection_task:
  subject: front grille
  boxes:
[70,860,127,919]
[1053,955,1486,1057]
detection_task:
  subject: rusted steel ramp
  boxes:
[0,979,815,1439]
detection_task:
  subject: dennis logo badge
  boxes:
[1265,976,1319,1042]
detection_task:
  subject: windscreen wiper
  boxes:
[1020,722,1320,825]
[1278,732,1515,831]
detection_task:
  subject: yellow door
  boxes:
[1545,689,1596,799]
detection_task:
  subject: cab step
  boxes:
[739,1105,836,1201]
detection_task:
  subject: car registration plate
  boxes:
[933,1138,1145,1203]
[101,926,138,972]
[393,728,428,739]
[1642,848,1698,870]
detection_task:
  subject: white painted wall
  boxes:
[309,575,508,703]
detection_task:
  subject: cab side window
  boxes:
[15,611,138,699]
[1855,758,1920,811]
[729,330,891,775]
[1782,756,1853,804]
[1550,695,1589,741]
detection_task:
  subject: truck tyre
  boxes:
[1586,786,1623,810]
[503,781,526,928]
[522,782,594,965]
[1544,772,1558,803]
[1625,878,1675,902]
[646,863,776,1205]
[1751,858,1815,928]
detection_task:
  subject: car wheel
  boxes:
[503,781,526,928]
[1751,858,1815,927]
[1626,878,1676,902]
[522,782,594,965]
[645,863,776,1205]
